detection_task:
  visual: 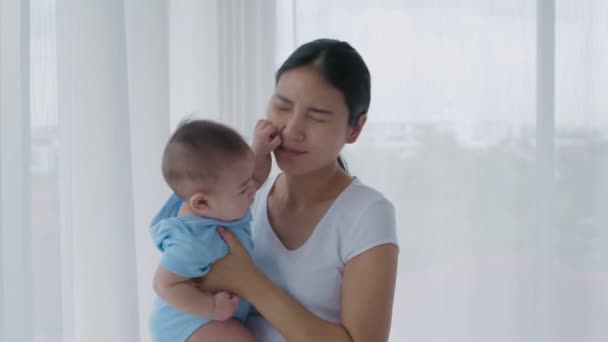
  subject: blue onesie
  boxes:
[149,193,254,342]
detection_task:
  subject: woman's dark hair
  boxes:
[275,39,371,172]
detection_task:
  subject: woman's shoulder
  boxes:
[337,177,394,213]
[330,177,397,234]
[334,177,398,262]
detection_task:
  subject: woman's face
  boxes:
[267,65,361,176]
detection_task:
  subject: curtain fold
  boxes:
[169,0,276,139]
[535,1,557,340]
[0,0,32,341]
[56,0,139,340]
[124,1,171,341]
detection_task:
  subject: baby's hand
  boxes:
[211,291,240,321]
[252,119,281,155]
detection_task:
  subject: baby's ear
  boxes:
[189,192,209,213]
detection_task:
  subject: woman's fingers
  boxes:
[217,227,243,252]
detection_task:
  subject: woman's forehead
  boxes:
[275,67,346,108]
[277,66,326,86]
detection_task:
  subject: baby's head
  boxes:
[162,120,255,221]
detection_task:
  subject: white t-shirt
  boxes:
[246,174,399,341]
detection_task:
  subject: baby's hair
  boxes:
[162,119,250,199]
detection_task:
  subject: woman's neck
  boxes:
[275,163,352,208]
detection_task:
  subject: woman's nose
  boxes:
[282,112,305,141]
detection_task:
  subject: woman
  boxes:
[199,38,399,341]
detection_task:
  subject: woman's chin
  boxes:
[276,158,306,175]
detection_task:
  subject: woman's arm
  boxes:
[250,244,398,342]
[341,244,398,341]
[200,228,398,342]
[248,277,353,341]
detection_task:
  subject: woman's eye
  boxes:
[309,114,327,122]
[239,180,253,195]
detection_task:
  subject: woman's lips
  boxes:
[277,145,307,157]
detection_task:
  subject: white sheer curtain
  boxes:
[2,1,606,342]
[3,1,276,341]
[123,1,171,341]
[280,0,608,341]
[56,0,139,340]
[1,1,32,341]
[169,0,276,137]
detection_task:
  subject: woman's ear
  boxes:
[189,192,210,214]
[346,113,367,144]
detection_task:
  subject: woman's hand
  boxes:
[195,227,262,297]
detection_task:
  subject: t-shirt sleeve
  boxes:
[340,197,399,263]
[159,228,229,278]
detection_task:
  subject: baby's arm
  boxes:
[153,264,239,320]
[251,119,281,189]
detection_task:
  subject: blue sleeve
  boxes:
[150,193,183,226]
[158,224,229,278]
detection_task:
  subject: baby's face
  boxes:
[206,151,256,221]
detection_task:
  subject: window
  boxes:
[279,1,607,340]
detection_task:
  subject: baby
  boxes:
[149,119,280,342]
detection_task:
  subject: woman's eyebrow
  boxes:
[276,93,332,114]
[275,94,293,104]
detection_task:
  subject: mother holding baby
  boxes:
[198,38,399,342]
